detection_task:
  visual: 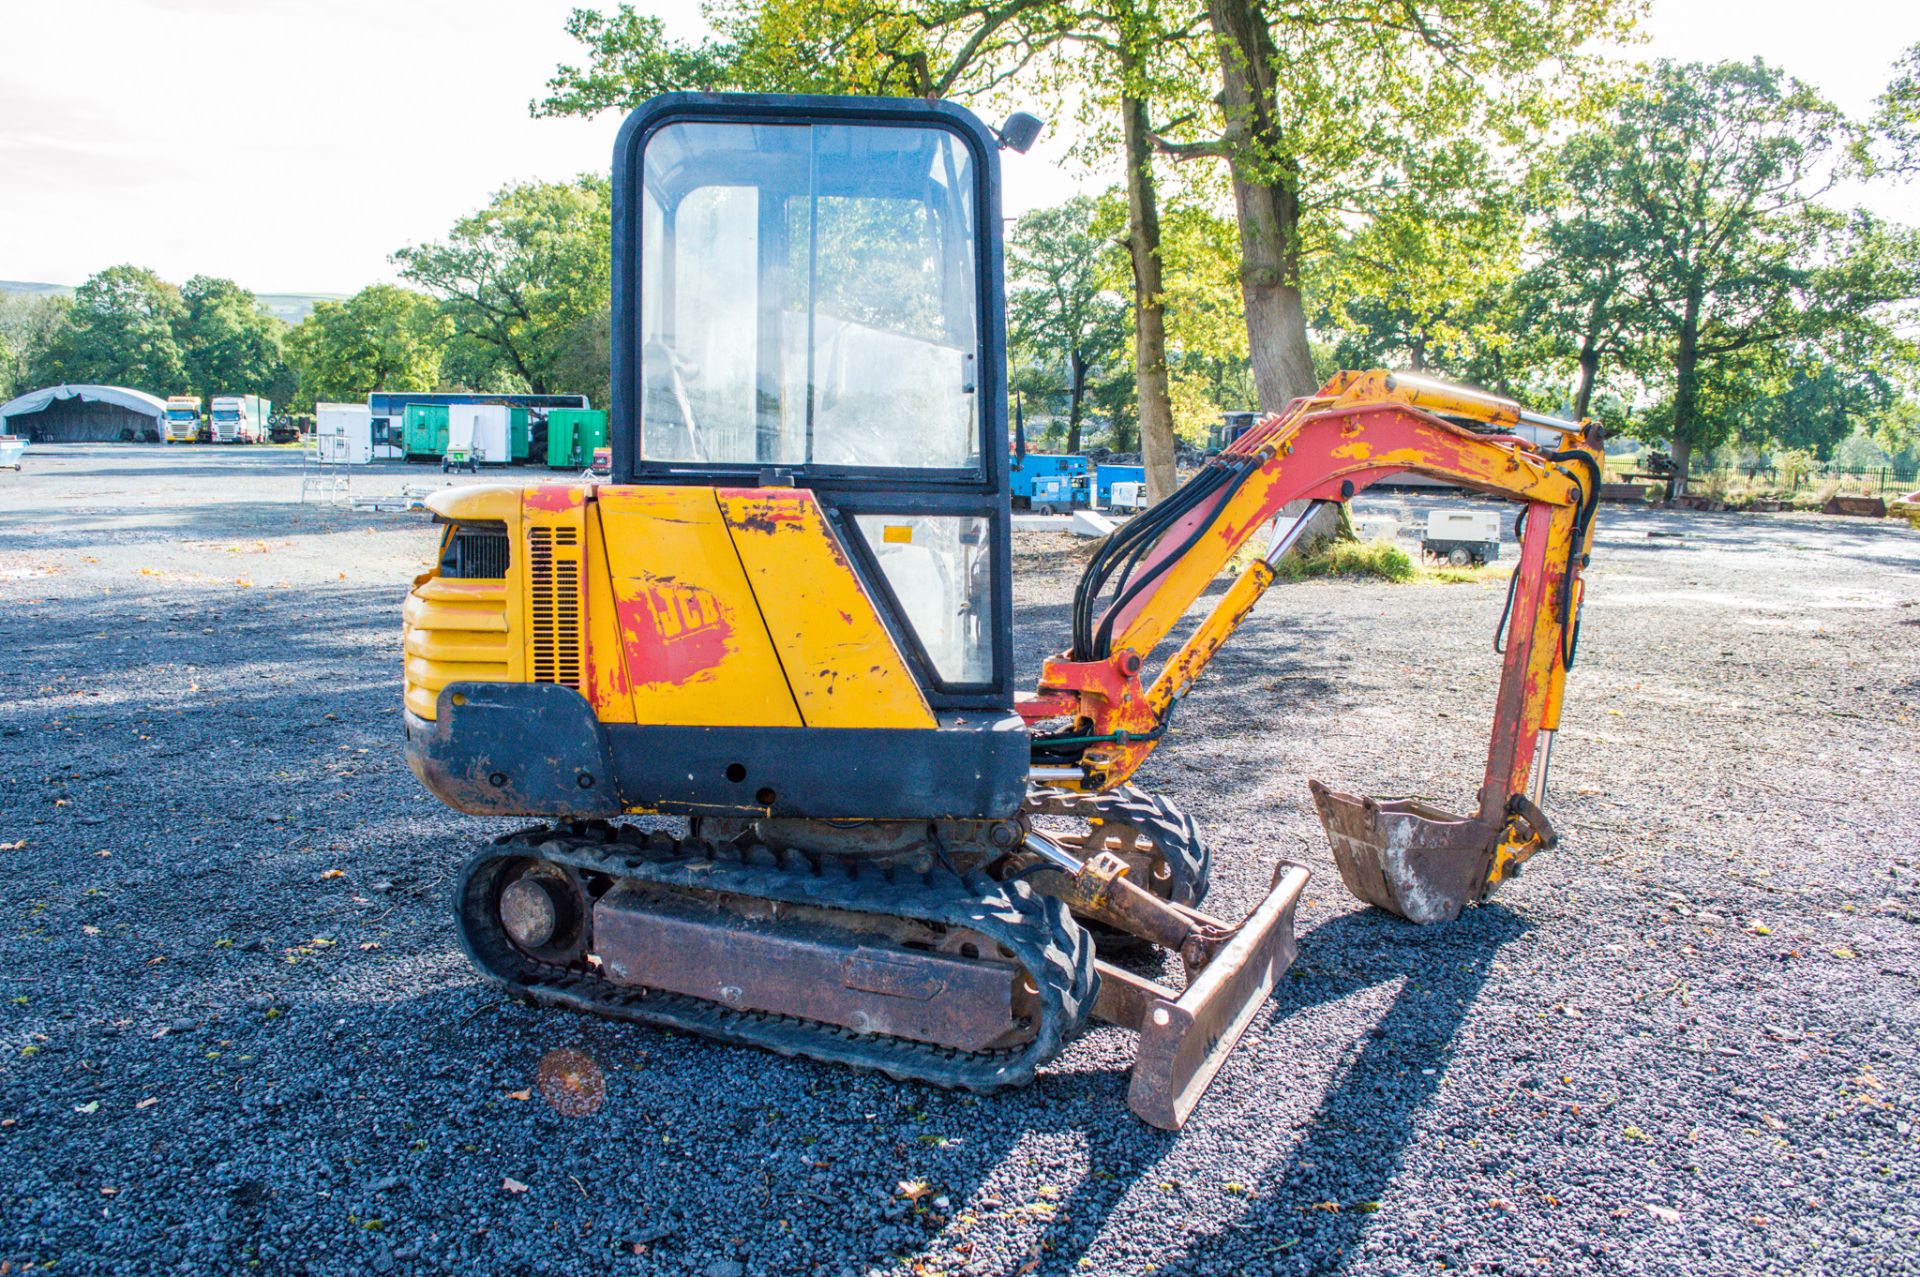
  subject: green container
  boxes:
[546,408,609,469]
[403,404,450,460]
[510,408,531,462]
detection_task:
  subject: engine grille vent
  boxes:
[440,525,509,579]
[527,525,583,687]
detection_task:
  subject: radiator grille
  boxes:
[440,525,509,579]
[527,525,583,687]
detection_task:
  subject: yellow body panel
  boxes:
[580,501,635,724]
[596,487,803,727]
[401,578,517,719]
[717,489,934,730]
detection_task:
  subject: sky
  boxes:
[0,0,1916,297]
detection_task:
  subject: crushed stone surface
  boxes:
[2,445,1916,1276]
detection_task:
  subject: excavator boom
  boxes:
[1024,369,1602,919]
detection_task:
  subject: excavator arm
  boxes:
[1021,369,1603,922]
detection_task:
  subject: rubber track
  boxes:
[1026,785,1212,906]
[455,826,1097,1092]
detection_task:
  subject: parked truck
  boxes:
[208,394,270,444]
[163,395,203,443]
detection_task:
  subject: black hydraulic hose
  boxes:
[1542,449,1602,670]
[1069,459,1236,659]
[1092,456,1263,659]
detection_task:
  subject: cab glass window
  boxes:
[639,121,980,471]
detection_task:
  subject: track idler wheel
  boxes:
[495,860,593,964]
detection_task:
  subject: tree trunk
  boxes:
[1206,0,1317,412]
[1120,79,1178,503]
[1573,345,1599,420]
[1670,291,1702,498]
[1572,295,1605,420]
[1065,348,1087,455]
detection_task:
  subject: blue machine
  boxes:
[1095,464,1146,508]
[1010,452,1091,512]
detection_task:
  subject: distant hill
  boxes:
[255,293,347,324]
[0,280,346,325]
[0,280,71,300]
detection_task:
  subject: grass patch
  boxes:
[1274,538,1415,583]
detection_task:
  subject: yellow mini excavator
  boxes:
[401,93,1601,1128]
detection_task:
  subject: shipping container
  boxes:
[403,403,451,460]
[545,408,609,469]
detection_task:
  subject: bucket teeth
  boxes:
[1308,780,1495,925]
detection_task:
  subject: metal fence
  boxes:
[1698,462,1919,496]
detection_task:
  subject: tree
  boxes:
[1006,196,1131,453]
[532,0,1070,113]
[1732,355,1906,460]
[394,177,612,395]
[1876,43,1920,176]
[0,293,72,396]
[1570,61,1919,490]
[41,266,188,393]
[283,285,447,411]
[1156,0,1637,413]
[178,276,286,399]
[1158,199,1255,440]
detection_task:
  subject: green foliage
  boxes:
[394,177,611,395]
[1159,200,1256,441]
[0,294,72,396]
[1274,538,1414,584]
[1592,62,1865,468]
[1875,43,1920,176]
[40,265,189,394]
[532,0,1069,115]
[1006,195,1132,452]
[178,276,286,398]
[284,285,448,412]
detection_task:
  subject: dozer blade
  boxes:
[1308,780,1494,925]
[1121,863,1309,1130]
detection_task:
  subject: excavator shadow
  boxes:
[848,903,1530,1275]
[1148,902,1532,1273]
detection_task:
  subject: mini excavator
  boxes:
[401,94,1601,1129]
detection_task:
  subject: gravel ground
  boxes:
[2,444,1917,1277]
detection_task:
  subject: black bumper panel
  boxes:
[405,683,620,818]
[407,683,1028,820]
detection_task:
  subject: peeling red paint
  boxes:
[523,485,583,513]
[615,576,734,688]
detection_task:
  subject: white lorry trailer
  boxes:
[315,402,374,464]
[209,394,270,444]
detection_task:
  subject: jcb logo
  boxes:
[619,575,734,688]
[641,579,722,643]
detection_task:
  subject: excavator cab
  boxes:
[618,97,1013,711]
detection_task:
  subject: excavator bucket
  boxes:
[1308,780,1494,925]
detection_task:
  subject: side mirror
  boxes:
[996,112,1044,154]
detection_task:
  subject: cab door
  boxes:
[611,95,1014,713]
